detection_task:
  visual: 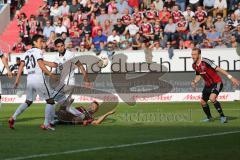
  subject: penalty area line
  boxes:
[3,130,240,160]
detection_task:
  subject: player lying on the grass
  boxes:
[9,34,58,130]
[55,98,115,125]
[191,47,240,123]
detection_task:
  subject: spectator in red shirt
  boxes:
[176,15,188,40]
[12,37,26,53]
[69,20,82,47]
[145,3,157,23]
[172,5,183,23]
[132,7,143,25]
[195,6,207,26]
[122,8,131,25]
[92,24,103,38]
[18,12,28,38]
[29,15,38,37]
[128,0,139,9]
[159,6,171,28]
[140,17,154,39]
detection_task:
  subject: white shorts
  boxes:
[26,75,51,101]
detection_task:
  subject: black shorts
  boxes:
[202,83,223,101]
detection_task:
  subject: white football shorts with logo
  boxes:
[21,48,52,101]
[25,75,51,101]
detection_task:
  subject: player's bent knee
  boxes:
[200,99,207,106]
[46,98,55,105]
[209,98,216,103]
[25,100,33,106]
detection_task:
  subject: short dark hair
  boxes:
[92,101,99,106]
[31,34,44,45]
[192,47,201,54]
[54,38,64,46]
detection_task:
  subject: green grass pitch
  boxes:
[0,102,240,160]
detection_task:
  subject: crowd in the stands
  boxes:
[11,0,240,53]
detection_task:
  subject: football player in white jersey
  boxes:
[47,38,91,119]
[0,49,13,99]
[9,34,58,130]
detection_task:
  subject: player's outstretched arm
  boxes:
[75,61,89,82]
[91,110,116,125]
[191,75,201,88]
[44,60,58,68]
[75,61,92,88]
[1,56,13,78]
[14,61,24,89]
[216,67,240,86]
[38,59,58,80]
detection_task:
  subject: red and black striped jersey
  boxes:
[76,107,94,121]
[132,12,143,22]
[195,10,207,23]
[122,14,131,23]
[176,20,188,33]
[172,10,182,23]
[145,10,157,19]
[140,23,153,34]
[153,24,161,33]
[177,21,188,28]
[192,58,222,87]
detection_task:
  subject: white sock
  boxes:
[44,104,54,126]
[12,103,29,120]
[50,105,56,124]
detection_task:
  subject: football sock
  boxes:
[50,105,56,124]
[202,104,212,119]
[213,101,225,117]
[12,103,29,120]
[44,104,54,126]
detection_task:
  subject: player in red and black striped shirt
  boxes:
[191,48,240,123]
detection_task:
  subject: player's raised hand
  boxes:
[231,77,240,87]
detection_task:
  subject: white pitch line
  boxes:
[3,130,240,160]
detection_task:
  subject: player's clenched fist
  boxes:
[230,77,240,87]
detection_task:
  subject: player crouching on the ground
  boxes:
[191,47,240,123]
[55,98,115,126]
